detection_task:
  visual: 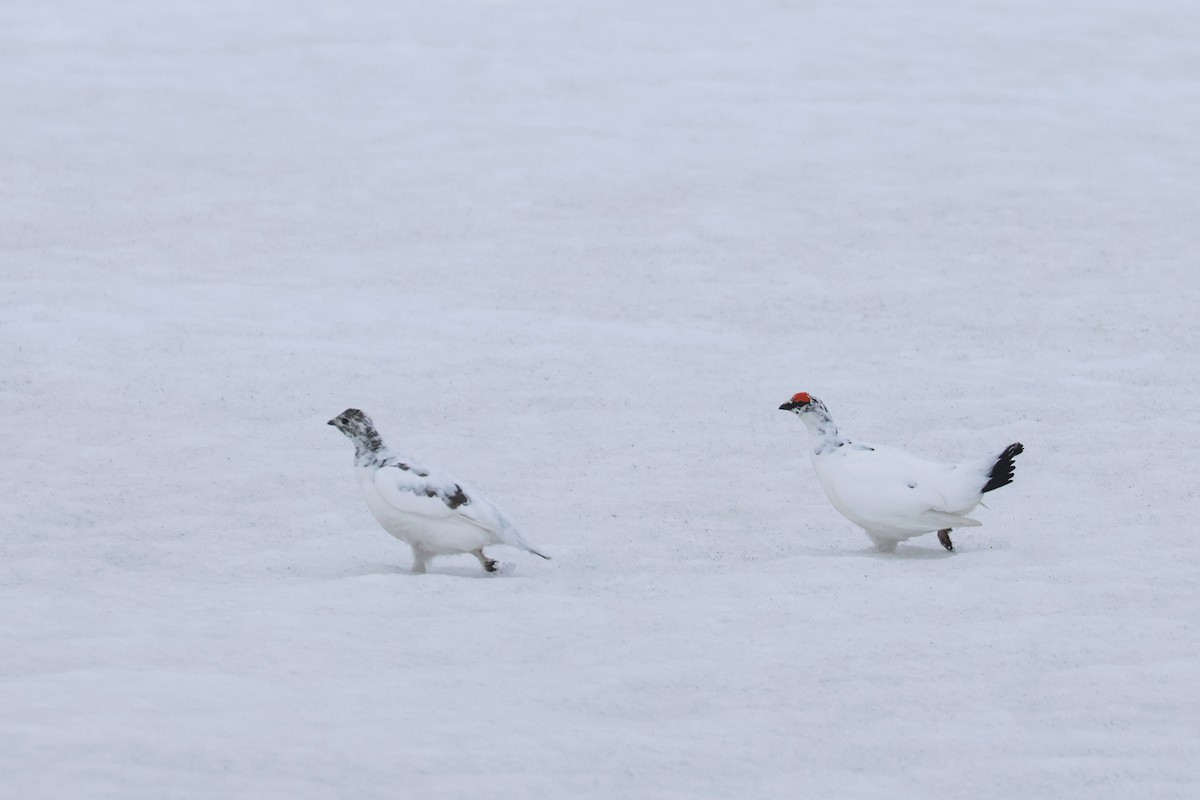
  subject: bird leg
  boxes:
[865,531,898,553]
[410,547,430,574]
[472,549,498,573]
[937,529,954,552]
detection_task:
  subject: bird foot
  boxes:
[472,549,499,573]
[937,529,954,552]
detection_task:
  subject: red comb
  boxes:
[791,392,811,404]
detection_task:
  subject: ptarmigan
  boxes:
[779,392,1023,553]
[328,408,549,573]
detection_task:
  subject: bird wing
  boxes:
[371,458,543,553]
[816,443,984,532]
[371,458,480,522]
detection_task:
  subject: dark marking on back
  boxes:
[385,459,429,477]
[444,484,469,509]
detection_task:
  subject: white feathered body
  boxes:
[810,442,995,547]
[354,456,534,556]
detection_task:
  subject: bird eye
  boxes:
[339,417,349,424]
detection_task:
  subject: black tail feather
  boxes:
[982,442,1024,494]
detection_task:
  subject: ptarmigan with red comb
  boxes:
[779,392,1023,552]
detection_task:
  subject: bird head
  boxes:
[778,391,827,416]
[327,408,376,440]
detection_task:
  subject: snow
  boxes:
[3,0,1199,797]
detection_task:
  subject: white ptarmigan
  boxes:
[779,392,1023,552]
[328,408,549,573]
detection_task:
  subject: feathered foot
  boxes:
[473,549,498,573]
[411,547,430,574]
[937,529,954,552]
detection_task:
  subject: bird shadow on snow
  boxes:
[791,544,953,560]
[339,561,520,579]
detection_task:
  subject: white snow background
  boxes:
[3,0,1199,797]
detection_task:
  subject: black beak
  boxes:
[327,419,337,426]
[779,402,797,411]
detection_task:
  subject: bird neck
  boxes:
[351,430,388,465]
[804,409,849,455]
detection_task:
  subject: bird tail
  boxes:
[981,442,1024,494]
[502,524,551,560]
[524,545,552,560]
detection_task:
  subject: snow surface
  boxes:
[3,0,1199,797]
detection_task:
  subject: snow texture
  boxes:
[3,1,1199,798]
